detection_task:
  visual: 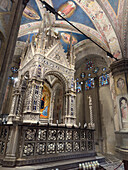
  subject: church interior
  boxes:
[0,0,128,169]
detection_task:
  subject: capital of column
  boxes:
[110,58,128,76]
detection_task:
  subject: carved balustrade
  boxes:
[0,124,95,166]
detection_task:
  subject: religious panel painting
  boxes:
[40,86,51,119]
[0,0,12,12]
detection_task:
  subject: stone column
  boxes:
[7,88,19,124]
[0,0,29,117]
[110,58,128,161]
[23,80,40,123]
[36,83,43,112]
[2,123,21,167]
[49,91,55,124]
[64,90,76,126]
[1,79,14,117]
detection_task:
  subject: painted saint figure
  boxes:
[23,5,40,20]
[61,33,77,44]
[58,1,76,19]
[119,97,128,122]
[117,78,125,90]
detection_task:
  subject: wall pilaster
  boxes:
[110,58,128,161]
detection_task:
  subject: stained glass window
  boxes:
[102,67,106,71]
[93,67,99,74]
[81,72,85,78]
[85,78,95,90]
[86,61,93,70]
[76,82,81,93]
[99,74,109,86]
[11,67,18,73]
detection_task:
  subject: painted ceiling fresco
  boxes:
[18,31,86,52]
[18,0,123,60]
[108,0,119,15]
[21,0,42,25]
[52,0,96,29]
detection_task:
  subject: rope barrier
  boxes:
[114,161,123,170]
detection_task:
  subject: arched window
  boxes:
[99,74,109,87]
[85,78,95,90]
[76,81,81,93]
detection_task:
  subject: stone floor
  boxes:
[100,154,124,170]
[0,154,124,170]
[0,156,104,170]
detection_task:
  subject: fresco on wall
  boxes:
[108,0,119,15]
[75,0,122,59]
[117,78,125,90]
[40,86,51,119]
[0,0,12,12]
[52,0,96,29]
[21,0,42,25]
[119,97,128,123]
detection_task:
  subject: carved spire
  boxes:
[20,34,30,64]
[69,33,73,65]
[30,11,60,55]
[67,33,75,66]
